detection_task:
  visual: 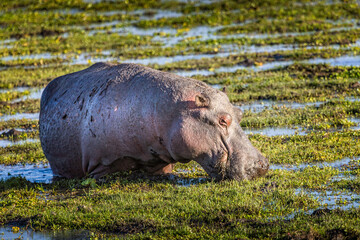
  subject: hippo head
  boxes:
[168,90,269,181]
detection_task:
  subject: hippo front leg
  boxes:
[146,163,174,175]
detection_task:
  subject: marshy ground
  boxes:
[0,0,360,239]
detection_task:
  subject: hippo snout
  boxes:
[256,155,269,177]
[225,150,269,181]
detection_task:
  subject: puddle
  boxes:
[0,226,91,240]
[236,98,359,113]
[299,189,360,211]
[0,138,39,148]
[272,188,360,221]
[232,43,346,54]
[174,176,208,187]
[0,38,16,49]
[213,25,360,40]
[11,88,44,103]
[136,9,183,20]
[168,174,208,187]
[346,96,360,102]
[0,128,36,139]
[216,60,294,73]
[270,156,359,171]
[0,128,27,135]
[71,51,232,66]
[175,69,215,77]
[349,117,360,130]
[237,100,324,113]
[307,55,360,67]
[211,84,223,89]
[244,126,306,137]
[174,60,294,77]
[89,25,178,36]
[0,86,31,94]
[0,112,39,121]
[331,174,357,182]
[1,53,58,61]
[0,163,53,183]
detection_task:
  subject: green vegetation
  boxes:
[0,0,360,238]
[218,19,352,35]
[0,99,40,115]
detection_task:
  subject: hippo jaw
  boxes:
[167,92,269,181]
[195,126,269,181]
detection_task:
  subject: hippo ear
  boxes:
[195,94,210,107]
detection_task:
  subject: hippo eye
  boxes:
[219,113,232,128]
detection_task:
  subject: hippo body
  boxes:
[40,63,268,180]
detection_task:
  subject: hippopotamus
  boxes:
[40,63,269,180]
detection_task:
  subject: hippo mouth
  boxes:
[214,134,231,179]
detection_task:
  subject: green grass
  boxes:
[1,0,360,238]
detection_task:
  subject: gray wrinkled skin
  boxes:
[40,63,269,180]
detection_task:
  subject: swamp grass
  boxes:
[0,167,359,239]
[1,0,360,238]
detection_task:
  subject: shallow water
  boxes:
[0,163,52,183]
[299,189,360,211]
[270,156,360,171]
[0,226,91,240]
[11,88,44,103]
[169,174,209,187]
[1,43,328,67]
[175,69,216,77]
[211,84,223,89]
[0,128,27,135]
[71,51,232,66]
[272,188,360,221]
[175,60,294,77]
[307,55,360,67]
[0,112,39,121]
[89,25,178,36]
[3,40,358,75]
[137,10,183,20]
[0,86,31,94]
[244,126,306,137]
[1,53,58,62]
[331,174,357,182]
[237,100,324,113]
[0,138,39,148]
[237,97,359,113]
[349,117,360,130]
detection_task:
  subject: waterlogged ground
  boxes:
[1,0,360,239]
